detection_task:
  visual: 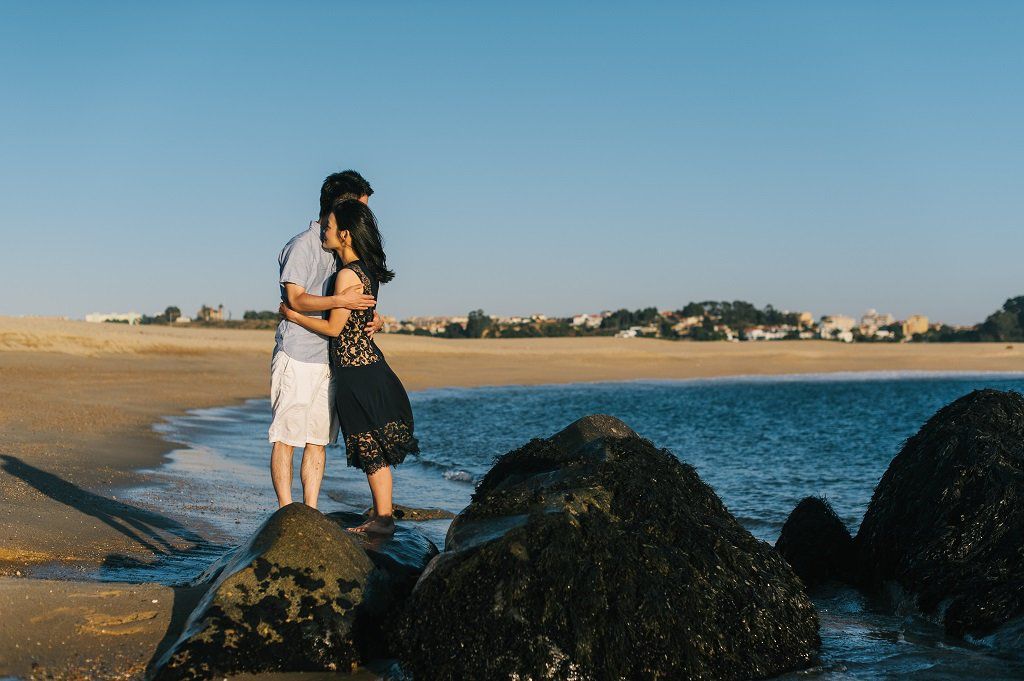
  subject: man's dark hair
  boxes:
[319,170,373,217]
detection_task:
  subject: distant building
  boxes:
[197,304,225,322]
[572,313,604,329]
[402,316,466,335]
[745,326,792,341]
[902,315,929,339]
[85,312,142,325]
[819,315,856,340]
[174,316,192,324]
[616,325,658,339]
[715,324,737,341]
[796,311,815,328]
[859,309,896,337]
[671,316,703,334]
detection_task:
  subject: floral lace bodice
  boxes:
[329,261,381,368]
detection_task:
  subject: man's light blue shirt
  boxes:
[274,221,337,364]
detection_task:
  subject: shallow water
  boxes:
[119,371,1024,679]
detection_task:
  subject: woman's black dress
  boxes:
[330,261,419,474]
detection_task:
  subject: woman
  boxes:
[280,199,419,535]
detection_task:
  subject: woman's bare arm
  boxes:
[283,282,375,313]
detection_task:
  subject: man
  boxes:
[270,170,384,509]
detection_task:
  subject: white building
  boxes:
[859,309,896,337]
[85,312,142,325]
[616,325,658,339]
[819,315,856,340]
[745,326,791,341]
[572,314,604,329]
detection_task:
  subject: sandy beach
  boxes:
[1,316,1023,678]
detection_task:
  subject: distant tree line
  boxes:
[127,295,1024,344]
[677,301,802,328]
[139,306,182,324]
[916,296,1024,342]
[244,310,278,321]
[396,300,803,341]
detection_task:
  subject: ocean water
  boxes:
[120,371,1024,679]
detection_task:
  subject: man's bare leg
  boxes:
[301,444,326,509]
[348,467,395,535]
[271,442,295,507]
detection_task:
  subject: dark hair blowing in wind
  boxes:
[332,199,395,284]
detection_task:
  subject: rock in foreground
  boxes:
[398,415,820,680]
[152,503,436,680]
[855,389,1024,640]
[776,496,856,587]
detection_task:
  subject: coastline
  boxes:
[2,318,1023,678]
[1,317,1023,576]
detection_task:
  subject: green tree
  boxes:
[678,302,705,317]
[443,323,467,339]
[600,307,659,330]
[465,309,492,338]
[979,296,1024,341]
[164,306,181,323]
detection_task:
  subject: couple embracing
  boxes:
[269,170,418,536]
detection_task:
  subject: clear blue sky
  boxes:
[1,2,1021,325]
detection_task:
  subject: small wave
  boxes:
[413,457,454,471]
[443,469,475,483]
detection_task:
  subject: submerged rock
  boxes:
[152,503,437,680]
[398,414,820,680]
[359,504,456,520]
[855,389,1024,641]
[776,496,856,587]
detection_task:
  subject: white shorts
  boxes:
[268,351,338,447]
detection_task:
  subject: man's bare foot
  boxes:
[346,515,396,536]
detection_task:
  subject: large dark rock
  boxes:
[152,503,437,680]
[776,496,856,587]
[398,415,820,680]
[855,389,1024,640]
[326,510,439,658]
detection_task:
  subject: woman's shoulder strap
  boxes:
[342,261,373,291]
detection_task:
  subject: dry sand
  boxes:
[0,316,1022,678]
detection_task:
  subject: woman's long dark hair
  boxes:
[331,199,395,284]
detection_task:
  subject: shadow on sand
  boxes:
[0,454,234,676]
[0,453,208,555]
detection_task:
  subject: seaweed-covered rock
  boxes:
[776,496,856,586]
[152,503,437,680]
[325,510,439,658]
[398,414,820,680]
[855,389,1024,640]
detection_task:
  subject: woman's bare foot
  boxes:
[347,515,395,536]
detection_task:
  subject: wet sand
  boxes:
[1,317,1022,678]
